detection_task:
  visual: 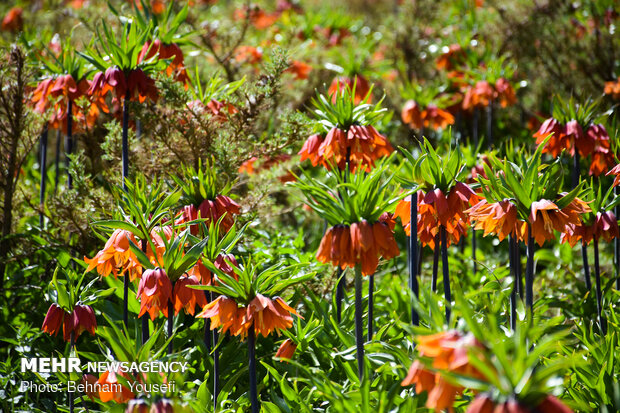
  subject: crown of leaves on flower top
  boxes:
[561,180,620,246]
[475,141,590,245]
[291,155,402,226]
[42,262,112,341]
[79,18,166,102]
[477,140,585,222]
[172,158,234,208]
[194,257,314,338]
[311,81,385,131]
[399,137,468,194]
[117,0,193,47]
[35,36,92,87]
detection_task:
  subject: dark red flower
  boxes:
[42,304,66,337]
[173,275,208,316]
[137,268,173,320]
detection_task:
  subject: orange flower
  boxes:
[275,338,297,362]
[172,274,207,316]
[138,39,188,84]
[401,100,424,130]
[402,331,483,412]
[467,199,520,242]
[606,163,620,187]
[529,198,589,246]
[136,268,173,320]
[98,369,135,403]
[562,211,619,246]
[235,46,263,64]
[247,294,298,337]
[234,6,280,29]
[285,60,312,80]
[176,195,240,235]
[436,44,464,71]
[84,229,141,280]
[316,219,399,276]
[494,78,517,108]
[197,296,249,336]
[239,156,259,174]
[395,184,479,250]
[1,7,23,32]
[462,81,495,110]
[422,104,455,130]
[302,125,393,172]
[604,77,620,100]
[328,75,371,104]
[41,303,66,337]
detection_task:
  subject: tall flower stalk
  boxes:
[292,157,402,379]
[82,20,162,327]
[395,137,480,322]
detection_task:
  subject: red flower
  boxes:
[173,275,208,316]
[88,67,158,103]
[562,211,619,246]
[328,75,371,104]
[275,338,297,362]
[138,39,188,84]
[176,195,240,235]
[137,268,173,320]
[462,81,495,110]
[41,304,66,337]
[69,304,97,340]
[536,395,573,413]
[401,100,424,130]
[533,118,568,158]
[1,7,23,32]
[529,198,589,246]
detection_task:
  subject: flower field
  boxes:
[1,0,620,412]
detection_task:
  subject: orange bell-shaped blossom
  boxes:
[528,198,590,246]
[84,229,141,280]
[136,268,173,320]
[274,338,297,362]
[604,77,620,100]
[197,296,249,336]
[561,210,619,247]
[316,215,399,276]
[172,274,208,316]
[1,7,23,32]
[467,199,521,242]
[401,100,424,130]
[402,331,484,412]
[176,195,240,235]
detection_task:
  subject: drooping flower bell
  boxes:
[402,331,483,412]
[274,338,297,362]
[529,198,590,246]
[88,66,159,103]
[1,7,23,32]
[562,210,619,247]
[84,229,141,280]
[467,199,521,242]
[41,303,66,338]
[198,293,298,339]
[172,274,208,316]
[138,39,189,84]
[604,77,620,100]
[316,216,400,276]
[137,268,173,320]
[176,195,241,235]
